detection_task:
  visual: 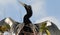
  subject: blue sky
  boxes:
[0,0,60,29]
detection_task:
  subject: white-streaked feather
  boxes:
[46,21,52,26]
[5,18,13,27]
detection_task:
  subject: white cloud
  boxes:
[35,16,60,29]
[0,5,6,20]
[0,0,16,5]
[28,0,47,22]
[0,0,20,20]
[0,7,4,16]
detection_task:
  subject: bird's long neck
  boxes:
[23,4,32,25]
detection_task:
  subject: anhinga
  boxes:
[18,1,34,35]
[19,1,33,25]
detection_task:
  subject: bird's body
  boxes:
[23,4,33,25]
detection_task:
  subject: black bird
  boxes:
[18,1,34,35]
[19,1,33,25]
[23,4,32,25]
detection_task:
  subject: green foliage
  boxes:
[39,21,51,35]
[0,24,10,33]
[40,22,47,32]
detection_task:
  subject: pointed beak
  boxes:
[18,1,25,6]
